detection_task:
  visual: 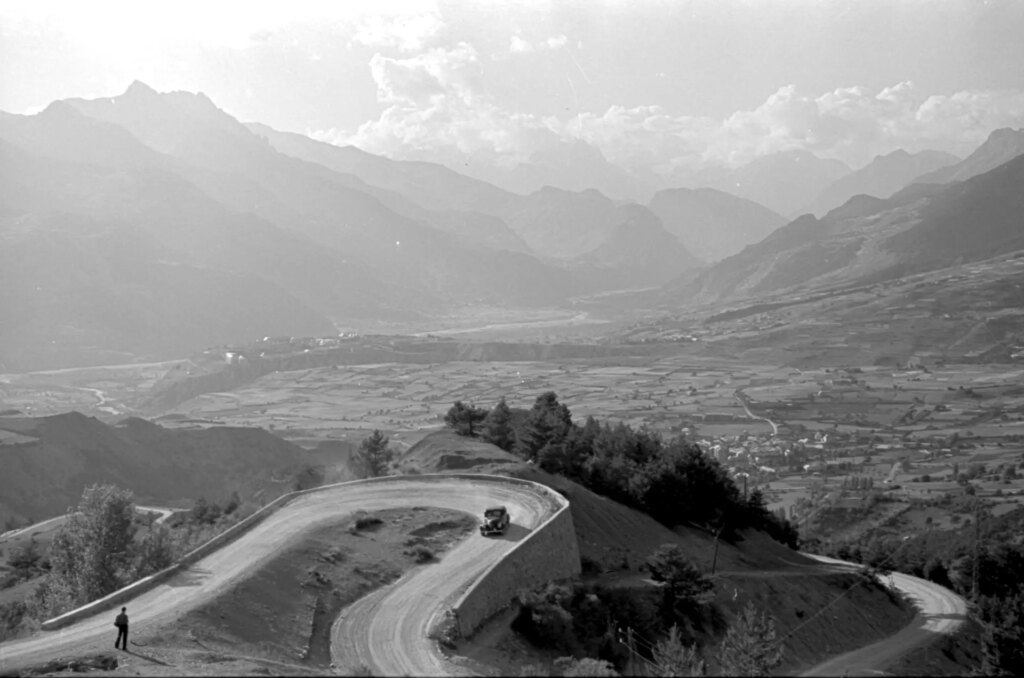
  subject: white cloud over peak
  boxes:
[325,42,564,164]
[318,53,1024,182]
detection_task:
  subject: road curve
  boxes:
[0,475,559,674]
[800,555,968,677]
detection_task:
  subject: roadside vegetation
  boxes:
[514,569,782,676]
[819,503,1024,675]
[0,484,258,641]
[444,392,799,547]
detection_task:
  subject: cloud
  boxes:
[546,34,568,50]
[322,42,562,163]
[318,66,1024,182]
[509,35,533,53]
[352,11,444,52]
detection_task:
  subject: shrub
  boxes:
[428,608,459,649]
[352,515,384,532]
[408,545,435,563]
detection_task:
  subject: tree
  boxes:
[46,484,136,608]
[717,602,783,677]
[357,429,393,478]
[513,584,576,652]
[444,401,488,437]
[191,496,222,524]
[978,592,1024,676]
[653,624,706,676]
[132,523,175,579]
[520,392,574,463]
[645,544,714,617]
[482,398,514,451]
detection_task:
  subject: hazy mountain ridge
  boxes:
[246,122,520,215]
[673,150,852,217]
[672,146,1024,306]
[804,149,960,217]
[0,411,312,526]
[250,120,698,273]
[912,127,1024,185]
[648,187,788,262]
[0,82,707,369]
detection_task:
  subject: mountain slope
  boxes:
[0,412,312,526]
[246,122,519,216]
[912,127,1024,185]
[246,123,531,254]
[0,134,339,371]
[805,149,959,217]
[61,83,572,307]
[671,152,1024,305]
[648,187,787,262]
[886,153,1024,268]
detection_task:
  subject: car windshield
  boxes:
[485,509,504,518]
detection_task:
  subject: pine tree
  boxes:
[482,397,514,451]
[645,544,714,616]
[717,602,782,677]
[653,625,706,676]
[357,429,393,477]
[444,401,488,436]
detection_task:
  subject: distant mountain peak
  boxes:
[124,80,158,98]
[988,127,1023,143]
[910,127,1024,186]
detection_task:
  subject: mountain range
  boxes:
[2,81,1023,372]
[803,149,960,218]
[0,83,704,370]
[671,145,1024,306]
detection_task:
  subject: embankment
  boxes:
[452,484,581,637]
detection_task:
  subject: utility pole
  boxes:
[711,519,725,575]
[972,496,981,602]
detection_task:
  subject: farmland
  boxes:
[3,329,1023,543]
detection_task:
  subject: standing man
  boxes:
[114,607,128,650]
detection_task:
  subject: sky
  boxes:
[3,0,1024,175]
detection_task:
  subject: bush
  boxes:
[580,555,603,575]
[407,545,435,563]
[428,608,459,649]
[353,515,384,532]
[514,583,577,652]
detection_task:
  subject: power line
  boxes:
[779,535,921,645]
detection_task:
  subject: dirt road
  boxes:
[0,476,558,674]
[800,555,968,676]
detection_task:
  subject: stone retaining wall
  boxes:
[452,484,580,637]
